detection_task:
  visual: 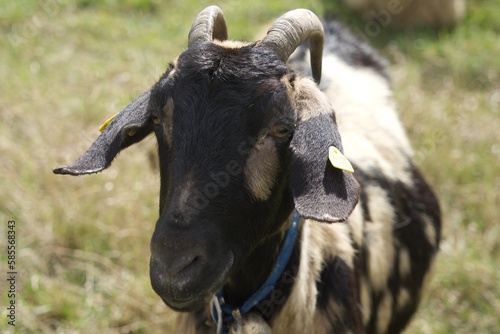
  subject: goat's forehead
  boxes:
[174,41,288,79]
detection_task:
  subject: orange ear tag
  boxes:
[98,113,118,133]
[328,146,354,173]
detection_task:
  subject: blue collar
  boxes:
[211,210,300,334]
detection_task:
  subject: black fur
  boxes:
[316,257,365,333]
[249,224,302,321]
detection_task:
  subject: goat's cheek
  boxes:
[243,140,279,201]
[162,98,174,146]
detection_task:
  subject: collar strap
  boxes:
[211,210,300,334]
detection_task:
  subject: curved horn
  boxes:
[260,9,324,84]
[188,6,228,47]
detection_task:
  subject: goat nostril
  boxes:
[161,254,202,279]
[190,256,199,266]
[182,255,200,273]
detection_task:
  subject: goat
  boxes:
[54,6,441,334]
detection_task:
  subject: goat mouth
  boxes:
[162,294,208,312]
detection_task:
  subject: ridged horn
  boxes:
[188,6,228,47]
[259,9,324,84]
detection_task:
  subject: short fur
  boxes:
[54,8,440,334]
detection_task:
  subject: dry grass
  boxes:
[0,0,498,333]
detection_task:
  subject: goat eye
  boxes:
[151,114,161,125]
[270,124,290,138]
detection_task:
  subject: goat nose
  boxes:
[149,249,206,304]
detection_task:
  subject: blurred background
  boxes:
[0,0,498,332]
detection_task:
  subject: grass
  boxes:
[0,0,498,332]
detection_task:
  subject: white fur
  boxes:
[321,54,414,185]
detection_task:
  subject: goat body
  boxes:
[55,6,440,334]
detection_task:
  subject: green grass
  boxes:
[0,0,498,332]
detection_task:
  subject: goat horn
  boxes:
[188,6,228,47]
[260,9,324,84]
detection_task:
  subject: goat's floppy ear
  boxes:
[53,88,154,175]
[289,80,360,222]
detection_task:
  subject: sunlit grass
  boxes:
[0,0,498,332]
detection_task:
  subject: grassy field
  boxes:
[0,0,498,333]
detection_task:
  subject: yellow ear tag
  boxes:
[328,146,354,173]
[99,113,118,133]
